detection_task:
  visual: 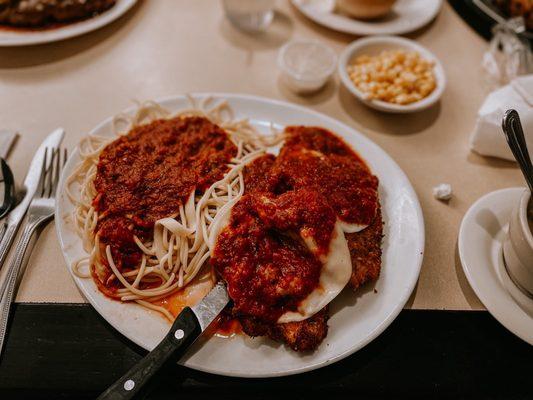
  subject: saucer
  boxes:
[291,0,442,36]
[459,187,533,345]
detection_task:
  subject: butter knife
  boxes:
[0,128,64,270]
[97,282,230,400]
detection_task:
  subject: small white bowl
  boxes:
[278,39,337,94]
[338,36,446,113]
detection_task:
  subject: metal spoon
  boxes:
[502,109,533,193]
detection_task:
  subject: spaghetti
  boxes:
[67,98,284,320]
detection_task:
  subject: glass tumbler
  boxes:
[222,0,276,33]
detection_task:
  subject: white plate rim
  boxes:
[338,35,446,113]
[458,187,533,346]
[0,0,137,46]
[55,92,425,377]
[291,0,442,36]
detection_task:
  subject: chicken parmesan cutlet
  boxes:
[278,126,383,290]
[211,126,382,352]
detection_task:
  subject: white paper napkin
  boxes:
[470,75,533,161]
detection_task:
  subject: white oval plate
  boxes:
[0,0,136,47]
[338,36,446,113]
[291,0,442,36]
[55,93,424,377]
[459,188,533,345]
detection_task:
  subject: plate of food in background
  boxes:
[0,0,137,46]
[56,93,424,377]
[291,0,442,36]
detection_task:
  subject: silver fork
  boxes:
[0,146,66,355]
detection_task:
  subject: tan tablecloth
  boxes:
[0,0,523,309]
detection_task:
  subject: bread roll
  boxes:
[336,0,396,19]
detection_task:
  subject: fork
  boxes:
[0,147,66,355]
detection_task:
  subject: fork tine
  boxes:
[51,147,62,196]
[51,148,59,197]
[36,148,48,198]
[45,148,56,198]
[61,148,68,188]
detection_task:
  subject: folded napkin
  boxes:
[470,75,533,161]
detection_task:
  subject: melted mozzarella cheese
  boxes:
[277,220,351,323]
[339,220,369,233]
[209,205,352,324]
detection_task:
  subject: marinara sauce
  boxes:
[212,189,336,323]
[92,116,236,294]
[273,126,379,226]
[212,126,379,324]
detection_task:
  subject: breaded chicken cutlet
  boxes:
[239,308,329,352]
[347,205,383,289]
[227,125,382,352]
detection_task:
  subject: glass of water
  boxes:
[222,0,276,33]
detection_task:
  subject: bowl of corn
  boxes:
[338,36,446,113]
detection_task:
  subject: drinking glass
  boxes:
[222,0,276,33]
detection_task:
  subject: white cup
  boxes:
[503,189,533,297]
[278,40,337,94]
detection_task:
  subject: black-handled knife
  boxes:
[97,281,230,400]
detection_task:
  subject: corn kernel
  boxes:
[347,49,437,105]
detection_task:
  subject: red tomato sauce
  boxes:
[273,126,379,226]
[211,315,244,338]
[92,116,236,295]
[211,126,379,324]
[212,189,336,323]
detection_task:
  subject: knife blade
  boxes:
[0,128,64,270]
[191,279,231,331]
[97,281,230,400]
